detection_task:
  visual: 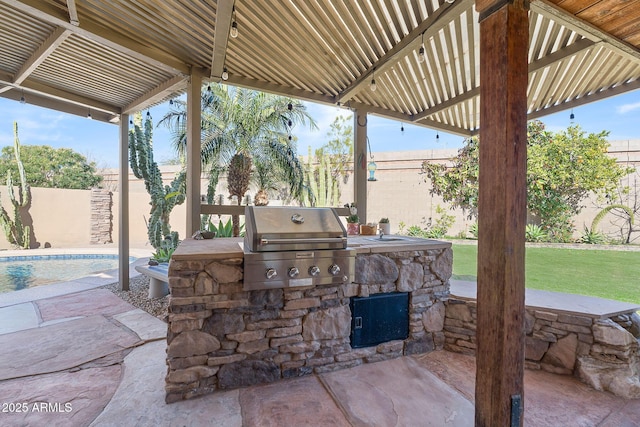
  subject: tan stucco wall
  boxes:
[0,187,91,250]
[1,140,637,250]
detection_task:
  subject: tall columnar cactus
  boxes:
[129,112,185,250]
[0,122,31,249]
[302,147,340,207]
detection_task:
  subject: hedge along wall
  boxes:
[0,186,187,250]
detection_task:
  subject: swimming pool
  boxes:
[0,254,136,293]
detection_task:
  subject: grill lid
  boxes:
[244,206,347,252]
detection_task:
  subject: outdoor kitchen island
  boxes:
[165,235,452,403]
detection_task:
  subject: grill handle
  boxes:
[259,237,347,246]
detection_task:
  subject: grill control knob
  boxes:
[288,267,300,278]
[329,264,341,275]
[265,268,278,280]
[308,266,320,276]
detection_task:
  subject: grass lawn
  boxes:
[452,243,640,305]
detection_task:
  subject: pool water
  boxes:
[0,254,135,293]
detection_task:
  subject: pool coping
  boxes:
[0,247,153,308]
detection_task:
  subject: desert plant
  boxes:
[129,112,185,250]
[0,123,31,249]
[525,224,547,242]
[579,225,608,244]
[469,222,478,239]
[151,234,179,263]
[207,217,244,238]
[301,147,341,207]
[379,218,389,223]
[423,205,455,238]
[406,225,426,237]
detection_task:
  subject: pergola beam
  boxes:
[413,88,480,122]
[531,0,640,64]
[211,0,235,80]
[0,72,120,115]
[66,0,79,26]
[0,75,119,123]
[4,0,190,76]
[528,79,640,120]
[122,75,188,114]
[224,73,473,137]
[13,26,71,85]
[528,38,595,73]
[336,0,474,104]
[413,38,596,124]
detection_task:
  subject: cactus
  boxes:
[0,122,31,249]
[129,112,185,250]
[302,147,340,207]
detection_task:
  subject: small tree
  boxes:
[0,145,102,189]
[593,170,640,244]
[0,123,32,249]
[129,112,185,250]
[422,121,632,241]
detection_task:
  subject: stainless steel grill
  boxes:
[243,206,355,291]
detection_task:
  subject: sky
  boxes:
[0,89,638,169]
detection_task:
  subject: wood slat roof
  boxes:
[1,0,639,134]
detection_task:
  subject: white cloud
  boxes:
[617,101,640,114]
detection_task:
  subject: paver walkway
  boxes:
[0,287,638,426]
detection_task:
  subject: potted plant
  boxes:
[378,217,391,235]
[345,203,359,235]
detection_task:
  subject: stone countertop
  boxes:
[346,235,451,254]
[171,237,244,261]
[171,235,451,261]
[450,279,640,319]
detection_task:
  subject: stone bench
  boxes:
[135,263,170,298]
[445,279,640,399]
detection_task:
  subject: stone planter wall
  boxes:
[444,298,640,398]
[165,247,453,403]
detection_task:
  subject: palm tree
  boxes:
[160,84,317,236]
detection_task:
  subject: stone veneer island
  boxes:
[165,236,452,403]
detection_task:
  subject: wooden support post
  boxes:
[118,113,130,291]
[353,108,368,224]
[475,0,529,426]
[186,68,203,236]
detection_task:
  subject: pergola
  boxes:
[1,1,639,424]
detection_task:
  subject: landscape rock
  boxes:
[167,330,221,358]
[422,302,445,332]
[354,254,399,284]
[218,360,280,389]
[397,262,424,292]
[302,305,351,340]
[204,261,243,284]
[593,319,636,347]
[432,248,453,282]
[526,337,550,361]
[542,333,578,372]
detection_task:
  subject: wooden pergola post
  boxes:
[186,68,203,236]
[118,113,130,291]
[474,0,529,426]
[353,108,368,224]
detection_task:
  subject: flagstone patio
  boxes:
[0,284,638,426]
